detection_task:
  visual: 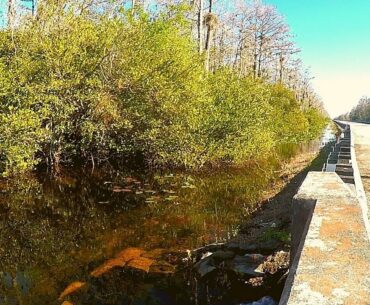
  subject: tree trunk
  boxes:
[7,0,16,29]
[205,30,213,72]
[253,52,260,78]
[204,0,213,71]
[197,0,204,54]
[252,31,258,78]
[279,54,284,83]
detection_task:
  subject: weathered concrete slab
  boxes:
[280,172,370,305]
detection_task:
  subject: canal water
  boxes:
[0,127,336,305]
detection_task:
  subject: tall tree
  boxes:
[204,0,217,71]
[197,0,204,54]
[7,0,16,28]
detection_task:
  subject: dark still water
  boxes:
[0,128,336,305]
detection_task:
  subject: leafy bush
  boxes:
[268,84,309,143]
[202,70,275,164]
[304,108,330,140]
[0,5,327,176]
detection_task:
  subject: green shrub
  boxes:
[201,70,275,164]
[0,4,328,175]
[268,84,309,144]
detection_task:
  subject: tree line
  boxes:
[0,0,328,176]
[337,97,370,123]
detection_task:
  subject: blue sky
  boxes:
[266,0,370,117]
[0,1,4,27]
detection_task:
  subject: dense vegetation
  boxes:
[0,0,328,176]
[337,97,370,123]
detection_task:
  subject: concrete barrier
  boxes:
[279,172,370,304]
[325,124,355,185]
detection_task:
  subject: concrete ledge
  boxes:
[280,172,370,305]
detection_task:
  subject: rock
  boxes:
[211,250,235,260]
[262,251,289,274]
[191,243,224,255]
[233,264,264,277]
[257,240,281,252]
[225,242,240,251]
[201,251,213,260]
[246,276,264,287]
[239,296,277,305]
[241,254,265,264]
[274,251,289,265]
[195,259,217,277]
[232,255,265,277]
[194,250,236,277]
[226,240,282,254]
[237,244,258,252]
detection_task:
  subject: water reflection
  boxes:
[321,125,338,147]
[0,135,332,305]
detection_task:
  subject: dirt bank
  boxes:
[189,143,334,304]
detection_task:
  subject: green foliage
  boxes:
[0,109,44,175]
[0,4,328,175]
[259,228,291,243]
[268,84,309,143]
[342,97,370,123]
[304,108,330,140]
[202,70,275,164]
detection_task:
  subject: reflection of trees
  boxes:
[0,161,283,304]
[0,173,127,304]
